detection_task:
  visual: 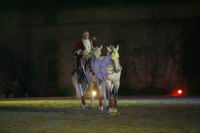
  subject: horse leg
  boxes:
[98,81,104,111]
[81,96,86,105]
[114,89,118,109]
[109,97,114,113]
[108,90,114,113]
[113,93,118,113]
[99,96,103,106]
[103,88,108,109]
[99,96,103,111]
[78,84,87,109]
[99,81,108,110]
[113,82,119,113]
[106,81,113,113]
[114,97,117,108]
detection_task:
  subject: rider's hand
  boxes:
[74,49,82,55]
[77,49,82,55]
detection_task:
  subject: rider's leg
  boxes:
[76,56,80,72]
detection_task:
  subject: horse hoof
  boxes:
[106,106,109,110]
[108,108,113,114]
[87,105,92,109]
[113,108,118,113]
[80,104,87,110]
[108,108,120,116]
[99,106,103,111]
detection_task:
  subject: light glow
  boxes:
[178,89,182,94]
[92,90,97,97]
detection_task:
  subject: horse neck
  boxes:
[91,55,98,63]
[103,54,113,68]
[91,54,113,69]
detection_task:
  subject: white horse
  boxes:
[90,46,108,110]
[72,50,95,109]
[73,46,110,110]
[91,45,122,113]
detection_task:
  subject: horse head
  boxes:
[107,45,122,72]
[92,45,103,59]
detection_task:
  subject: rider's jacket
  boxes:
[73,39,95,57]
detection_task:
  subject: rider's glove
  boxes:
[74,49,82,55]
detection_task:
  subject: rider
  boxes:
[73,31,96,81]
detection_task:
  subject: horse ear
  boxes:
[116,44,119,51]
[107,46,111,52]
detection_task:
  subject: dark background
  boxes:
[0,0,200,97]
